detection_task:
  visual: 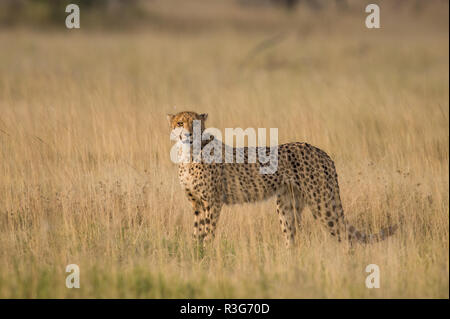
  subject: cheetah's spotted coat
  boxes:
[167,111,397,247]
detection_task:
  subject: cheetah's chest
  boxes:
[178,166,196,190]
[178,163,217,196]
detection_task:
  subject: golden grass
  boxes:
[0,1,448,298]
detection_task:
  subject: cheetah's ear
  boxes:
[199,113,208,121]
[166,114,174,126]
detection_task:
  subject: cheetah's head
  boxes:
[166,111,208,144]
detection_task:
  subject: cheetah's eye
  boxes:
[177,122,184,127]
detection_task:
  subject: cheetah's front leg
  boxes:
[203,201,223,243]
[189,199,207,241]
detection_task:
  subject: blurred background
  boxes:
[0,0,448,298]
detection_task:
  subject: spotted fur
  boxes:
[167,111,397,247]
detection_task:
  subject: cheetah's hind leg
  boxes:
[276,189,298,248]
[291,190,306,230]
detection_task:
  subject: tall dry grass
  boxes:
[0,0,448,298]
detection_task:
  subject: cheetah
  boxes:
[167,111,397,248]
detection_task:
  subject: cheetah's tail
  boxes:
[344,222,398,244]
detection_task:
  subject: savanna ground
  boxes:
[0,0,448,298]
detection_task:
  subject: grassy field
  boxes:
[0,1,448,298]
